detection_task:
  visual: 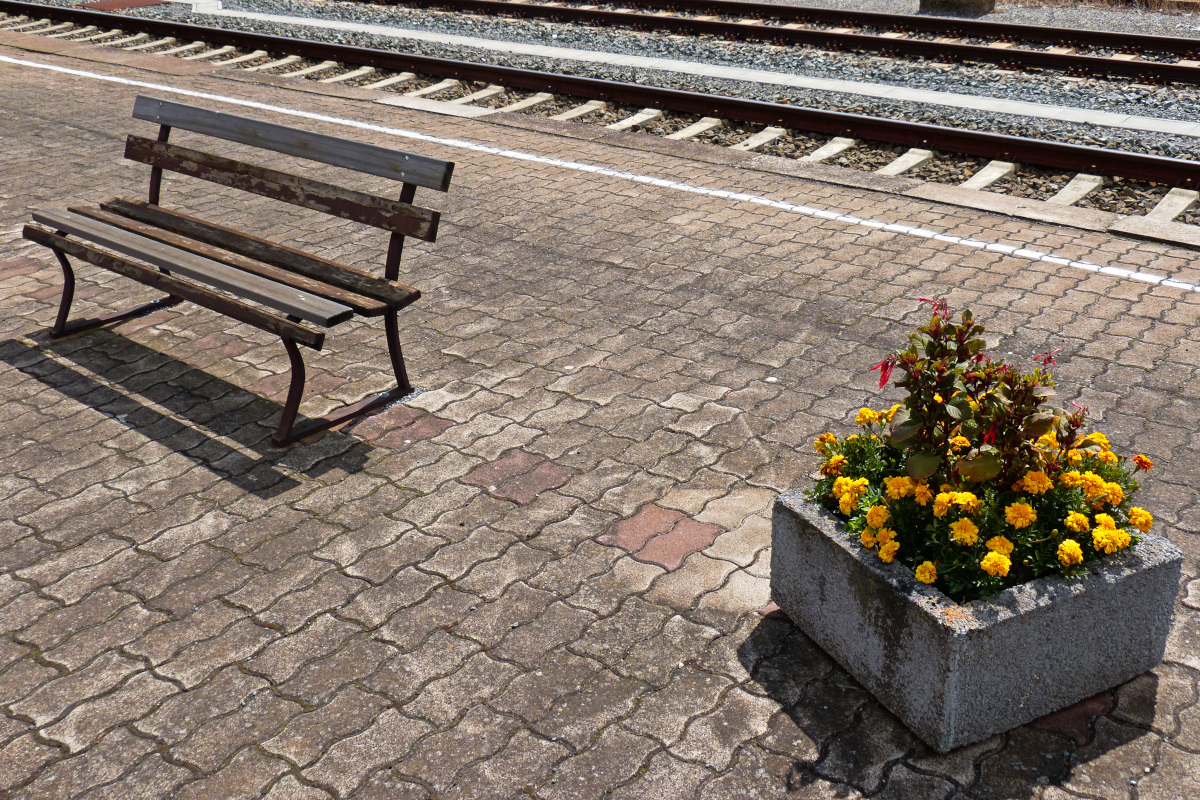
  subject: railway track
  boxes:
[1,0,1199,229]
[365,0,1200,86]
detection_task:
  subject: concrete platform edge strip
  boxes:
[1,52,1195,297]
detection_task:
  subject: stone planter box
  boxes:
[770,491,1182,753]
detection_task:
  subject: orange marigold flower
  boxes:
[860,528,877,549]
[1064,512,1090,533]
[933,492,954,518]
[1057,539,1084,567]
[915,561,937,585]
[954,492,983,515]
[855,408,880,426]
[814,433,838,456]
[980,551,1011,577]
[820,455,847,476]
[1133,454,1153,471]
[1067,449,1084,466]
[1104,482,1124,507]
[884,476,915,500]
[1004,502,1037,529]
[878,540,900,564]
[913,482,933,506]
[1083,431,1111,451]
[1099,450,1119,466]
[1016,471,1054,495]
[950,518,979,546]
[1094,513,1117,530]
[866,505,890,529]
[986,536,1014,556]
[875,528,897,545]
[1129,507,1153,533]
[1080,471,1106,501]
[1059,471,1083,490]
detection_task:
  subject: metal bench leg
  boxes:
[48,249,181,339]
[272,313,416,446]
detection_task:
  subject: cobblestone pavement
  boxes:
[2,37,1200,800]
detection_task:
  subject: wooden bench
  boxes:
[22,95,454,446]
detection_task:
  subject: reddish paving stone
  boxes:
[635,518,724,571]
[599,504,687,551]
[374,414,455,451]
[1029,689,1115,746]
[460,448,542,487]
[490,460,575,505]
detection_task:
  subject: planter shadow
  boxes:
[739,615,1163,797]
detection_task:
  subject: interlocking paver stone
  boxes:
[3,44,1200,799]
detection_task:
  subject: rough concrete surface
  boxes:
[1,36,1200,800]
[771,495,1183,753]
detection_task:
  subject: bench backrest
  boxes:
[124,96,454,261]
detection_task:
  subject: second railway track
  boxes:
[4,0,1200,236]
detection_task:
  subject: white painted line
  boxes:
[175,7,1200,141]
[0,53,1194,296]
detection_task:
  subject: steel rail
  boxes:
[2,0,1198,187]
[369,0,1200,84]
[520,0,1200,56]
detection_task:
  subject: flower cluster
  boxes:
[808,303,1153,603]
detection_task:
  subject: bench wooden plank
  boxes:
[126,137,441,240]
[102,198,421,311]
[23,223,325,349]
[69,206,390,317]
[33,208,354,328]
[132,95,455,192]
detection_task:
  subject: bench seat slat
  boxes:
[102,199,421,311]
[33,208,354,328]
[133,96,454,192]
[69,206,390,317]
[23,224,325,349]
[125,137,440,240]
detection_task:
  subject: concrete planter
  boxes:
[770,491,1182,753]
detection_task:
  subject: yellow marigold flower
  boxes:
[832,477,868,501]
[1064,512,1090,533]
[1057,539,1084,567]
[940,483,954,493]
[949,518,979,547]
[950,435,971,450]
[840,494,857,516]
[1099,450,1118,466]
[1094,513,1117,530]
[1005,502,1037,529]
[1093,528,1131,555]
[865,505,890,529]
[954,492,983,515]
[913,482,933,506]
[884,403,903,422]
[884,476,914,500]
[1104,482,1124,506]
[980,551,1011,577]
[915,561,937,585]
[933,492,954,518]
[814,433,837,456]
[820,455,847,476]
[933,393,944,404]
[832,477,852,499]
[878,540,900,564]
[1080,471,1106,501]
[1038,430,1058,449]
[986,536,1014,556]
[1067,449,1083,466]
[1133,454,1153,471]
[875,528,897,545]
[855,408,880,426]
[1059,471,1083,489]
[1129,507,1153,533]
[1083,431,1110,451]
[1017,471,1054,495]
[860,528,877,549]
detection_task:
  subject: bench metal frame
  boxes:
[24,95,454,446]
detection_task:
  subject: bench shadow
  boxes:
[738,614,1160,799]
[0,330,375,498]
